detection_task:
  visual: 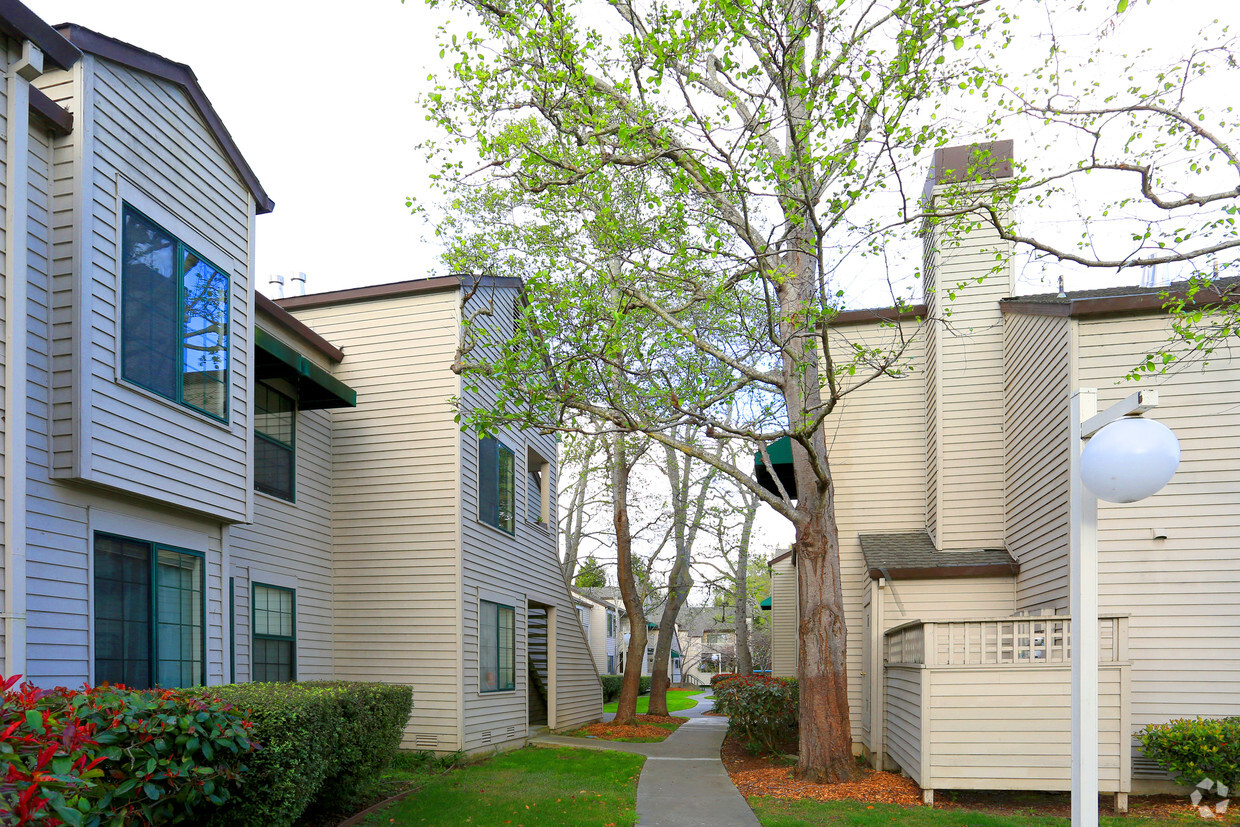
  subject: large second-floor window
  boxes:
[478,436,515,534]
[121,206,230,421]
[94,533,204,688]
[255,383,296,500]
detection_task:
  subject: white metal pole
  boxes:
[1070,389,1100,827]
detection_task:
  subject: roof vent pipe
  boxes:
[290,272,307,297]
[267,273,285,299]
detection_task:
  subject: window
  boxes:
[255,382,296,500]
[479,600,515,692]
[253,584,296,682]
[121,205,230,420]
[606,611,615,636]
[478,437,515,534]
[527,448,549,525]
[607,655,614,673]
[94,533,204,688]
[578,605,589,631]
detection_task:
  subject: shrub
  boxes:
[714,676,798,755]
[639,676,651,696]
[1139,717,1240,789]
[0,675,253,826]
[599,675,622,703]
[203,681,412,826]
[709,673,739,689]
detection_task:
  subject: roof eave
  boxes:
[54,23,274,215]
[867,562,1020,581]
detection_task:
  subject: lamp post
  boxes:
[1070,389,1180,827]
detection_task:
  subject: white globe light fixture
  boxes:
[1071,390,1179,827]
[1080,417,1181,503]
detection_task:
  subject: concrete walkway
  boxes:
[531,693,760,826]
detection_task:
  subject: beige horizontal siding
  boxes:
[769,558,798,678]
[883,666,923,784]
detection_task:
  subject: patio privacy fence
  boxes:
[882,615,1131,797]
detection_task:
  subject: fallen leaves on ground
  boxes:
[723,735,921,805]
[573,714,687,741]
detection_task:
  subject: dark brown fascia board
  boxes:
[867,562,1020,581]
[768,548,796,567]
[53,24,274,215]
[29,84,71,134]
[256,292,345,363]
[929,139,1015,186]
[1001,283,1238,320]
[276,274,525,311]
[829,304,928,326]
[0,0,79,70]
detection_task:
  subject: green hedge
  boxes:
[1139,717,1240,789]
[203,681,412,826]
[714,676,798,755]
[599,675,652,702]
[0,677,253,825]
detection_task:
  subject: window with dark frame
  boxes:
[252,584,296,682]
[120,205,230,421]
[478,437,515,534]
[479,600,515,692]
[94,533,204,689]
[254,382,296,500]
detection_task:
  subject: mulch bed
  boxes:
[573,714,687,742]
[722,735,921,806]
[722,734,1218,819]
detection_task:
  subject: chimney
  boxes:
[290,272,307,297]
[267,273,285,299]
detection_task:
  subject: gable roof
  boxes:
[0,0,79,71]
[859,532,1018,580]
[53,24,274,214]
[276,275,525,311]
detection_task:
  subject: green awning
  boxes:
[256,327,357,410]
[759,596,771,610]
[754,435,797,499]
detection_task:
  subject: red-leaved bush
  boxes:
[0,675,254,826]
[713,675,798,754]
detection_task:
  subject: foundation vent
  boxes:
[479,730,493,746]
[1133,756,1172,780]
[414,734,438,749]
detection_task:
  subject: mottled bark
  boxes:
[734,499,757,676]
[610,431,646,726]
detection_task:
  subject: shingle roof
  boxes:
[858,532,1018,580]
[1009,275,1240,305]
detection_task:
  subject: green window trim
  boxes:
[252,582,297,683]
[93,532,206,689]
[120,204,231,422]
[479,599,515,693]
[254,382,296,502]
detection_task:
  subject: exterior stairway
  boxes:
[528,608,549,726]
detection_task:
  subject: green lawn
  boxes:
[749,798,1200,827]
[358,747,645,826]
[603,687,703,714]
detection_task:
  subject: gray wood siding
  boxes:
[883,666,923,784]
[1079,316,1240,744]
[229,343,335,680]
[0,36,11,673]
[291,291,464,751]
[41,55,253,522]
[459,284,601,749]
[1005,313,1072,613]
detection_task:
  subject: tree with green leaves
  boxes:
[421,0,1240,780]
[573,554,608,588]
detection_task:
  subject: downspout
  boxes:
[4,40,44,679]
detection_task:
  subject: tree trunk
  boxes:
[794,506,856,782]
[734,498,757,676]
[647,558,691,715]
[610,431,646,726]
